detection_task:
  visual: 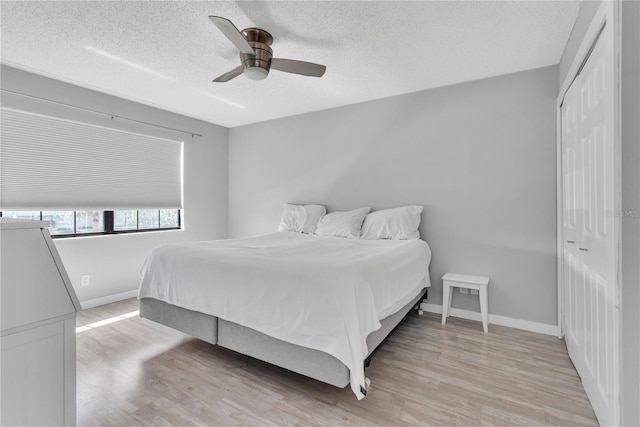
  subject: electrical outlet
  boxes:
[460,287,468,294]
[470,289,479,295]
[81,274,90,287]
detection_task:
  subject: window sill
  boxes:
[51,227,182,239]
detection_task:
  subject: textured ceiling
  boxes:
[0,1,579,128]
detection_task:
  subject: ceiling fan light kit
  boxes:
[209,16,326,83]
[240,28,273,80]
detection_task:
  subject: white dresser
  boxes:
[1,218,80,426]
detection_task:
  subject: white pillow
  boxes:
[315,207,371,239]
[360,206,423,240]
[278,203,326,234]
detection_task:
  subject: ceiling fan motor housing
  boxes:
[240,28,274,80]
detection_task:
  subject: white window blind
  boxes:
[0,108,183,210]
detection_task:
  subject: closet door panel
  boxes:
[561,21,618,426]
[562,76,580,358]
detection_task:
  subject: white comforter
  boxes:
[138,232,431,399]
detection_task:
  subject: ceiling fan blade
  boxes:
[208,16,255,55]
[212,65,244,82]
[271,58,326,77]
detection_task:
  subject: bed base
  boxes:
[365,288,426,368]
[139,287,427,389]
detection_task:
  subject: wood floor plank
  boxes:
[76,299,598,426]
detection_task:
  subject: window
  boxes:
[42,211,76,235]
[75,211,105,234]
[1,108,183,237]
[0,209,180,237]
[113,209,180,232]
[114,210,138,231]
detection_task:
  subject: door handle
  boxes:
[566,240,575,243]
[579,248,588,251]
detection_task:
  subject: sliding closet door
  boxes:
[562,76,581,368]
[561,23,619,426]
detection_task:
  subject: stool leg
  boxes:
[447,286,455,317]
[441,284,450,325]
[479,286,488,333]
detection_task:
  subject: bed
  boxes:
[138,231,431,399]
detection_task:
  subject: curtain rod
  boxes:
[1,89,203,138]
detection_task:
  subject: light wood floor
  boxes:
[76,298,598,426]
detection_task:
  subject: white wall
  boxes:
[1,65,229,307]
[229,66,559,326]
[620,1,640,425]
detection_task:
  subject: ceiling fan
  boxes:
[209,16,327,82]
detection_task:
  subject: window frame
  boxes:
[0,209,181,238]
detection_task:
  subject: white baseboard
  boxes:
[80,290,138,310]
[420,303,559,336]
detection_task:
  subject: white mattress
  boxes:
[138,231,431,399]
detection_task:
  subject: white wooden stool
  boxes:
[441,273,490,333]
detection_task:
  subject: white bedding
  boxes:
[138,231,431,399]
